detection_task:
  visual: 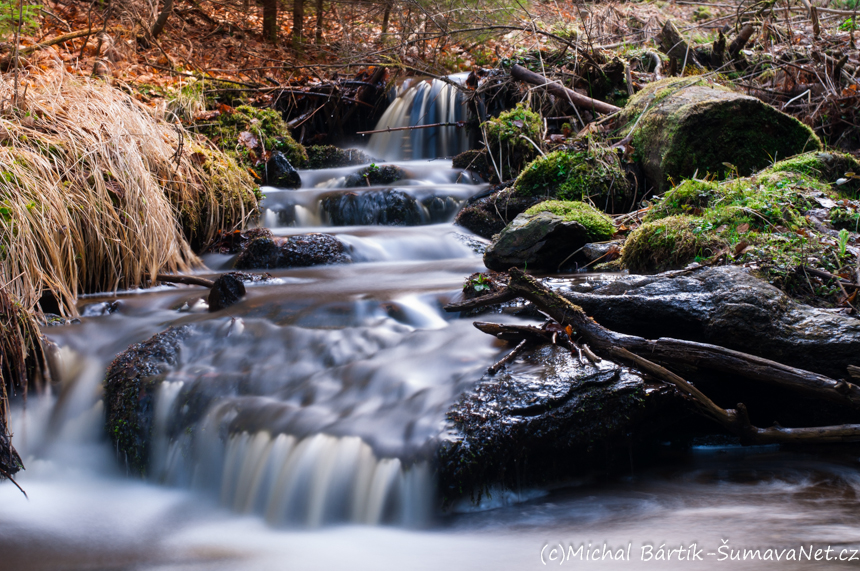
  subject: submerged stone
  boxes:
[208,273,246,311]
[321,189,426,226]
[306,145,376,169]
[343,164,406,188]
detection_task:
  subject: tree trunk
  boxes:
[314,0,323,44]
[263,0,278,42]
[292,0,304,49]
[381,1,392,36]
[150,0,174,39]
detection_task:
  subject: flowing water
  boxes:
[3,82,860,570]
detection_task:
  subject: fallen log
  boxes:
[446,268,860,408]
[510,64,620,115]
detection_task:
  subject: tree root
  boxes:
[447,268,860,442]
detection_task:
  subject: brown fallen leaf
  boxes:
[737,223,750,234]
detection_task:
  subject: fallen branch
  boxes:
[488,339,527,374]
[797,265,860,290]
[610,347,860,444]
[510,64,621,115]
[357,122,464,135]
[155,273,215,288]
[446,269,860,406]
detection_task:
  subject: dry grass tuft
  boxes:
[0,66,258,316]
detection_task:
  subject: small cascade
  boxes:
[367,75,470,161]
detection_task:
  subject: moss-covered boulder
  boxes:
[483,200,614,271]
[482,103,543,180]
[512,145,633,213]
[618,77,822,192]
[306,145,375,169]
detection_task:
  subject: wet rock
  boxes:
[306,145,376,169]
[437,345,680,503]
[559,265,860,379]
[104,325,195,476]
[265,151,302,188]
[205,228,274,255]
[452,149,494,182]
[483,202,614,271]
[343,164,406,188]
[454,187,540,239]
[321,189,425,226]
[234,234,352,269]
[582,240,624,263]
[208,273,247,311]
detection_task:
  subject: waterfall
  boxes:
[367,74,470,161]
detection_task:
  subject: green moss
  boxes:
[622,215,725,273]
[193,105,307,170]
[513,146,628,211]
[764,151,860,198]
[482,103,543,180]
[645,178,720,219]
[525,200,615,240]
[628,159,859,304]
[619,77,822,188]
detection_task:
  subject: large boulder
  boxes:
[483,200,615,271]
[234,234,352,269]
[437,345,680,504]
[559,265,860,379]
[618,77,822,192]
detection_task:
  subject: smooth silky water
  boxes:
[3,80,860,571]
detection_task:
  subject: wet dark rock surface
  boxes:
[452,149,494,182]
[343,165,406,188]
[320,189,458,226]
[234,234,352,269]
[437,345,680,504]
[265,151,302,189]
[454,188,539,239]
[483,211,594,271]
[208,273,247,311]
[306,145,376,169]
[560,265,860,379]
[104,325,194,476]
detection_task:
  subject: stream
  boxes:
[2,79,860,570]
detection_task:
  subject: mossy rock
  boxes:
[484,200,614,271]
[482,103,543,180]
[622,215,725,273]
[513,145,632,213]
[625,155,860,304]
[193,105,308,169]
[617,77,822,192]
[103,326,195,477]
[763,151,860,198]
[306,145,375,169]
